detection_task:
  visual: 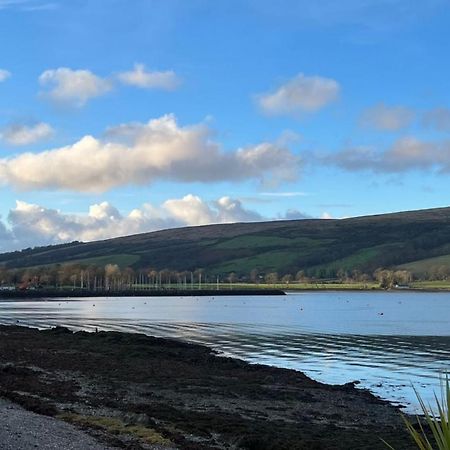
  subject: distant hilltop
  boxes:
[1,206,450,281]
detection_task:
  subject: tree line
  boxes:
[1,262,447,291]
[0,264,218,291]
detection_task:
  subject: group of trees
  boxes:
[1,261,449,291]
[245,268,412,286]
[424,265,450,281]
[0,264,220,291]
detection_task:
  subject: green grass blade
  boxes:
[383,374,450,450]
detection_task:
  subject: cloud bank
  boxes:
[256,73,340,116]
[0,195,266,252]
[0,194,320,252]
[0,115,300,192]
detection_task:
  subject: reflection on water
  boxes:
[0,291,449,412]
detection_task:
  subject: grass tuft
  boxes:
[384,375,450,450]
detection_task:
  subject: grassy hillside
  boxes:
[398,254,450,276]
[2,206,450,277]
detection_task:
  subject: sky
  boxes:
[1,0,450,252]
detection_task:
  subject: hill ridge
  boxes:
[2,205,450,278]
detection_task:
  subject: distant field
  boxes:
[308,245,390,273]
[410,280,450,289]
[201,282,380,291]
[212,250,299,274]
[398,254,450,275]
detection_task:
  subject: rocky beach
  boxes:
[0,325,418,449]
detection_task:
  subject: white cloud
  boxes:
[1,195,264,252]
[256,73,340,116]
[164,195,262,225]
[360,103,414,131]
[163,195,216,226]
[214,196,263,223]
[0,122,54,146]
[0,115,300,192]
[39,67,112,107]
[321,212,333,219]
[0,69,11,82]
[118,63,180,90]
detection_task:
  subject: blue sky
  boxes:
[1,0,450,251]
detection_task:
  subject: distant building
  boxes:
[394,284,410,289]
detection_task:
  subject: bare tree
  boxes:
[265,272,279,284]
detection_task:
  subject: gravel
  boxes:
[0,398,115,450]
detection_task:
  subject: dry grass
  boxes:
[58,413,172,446]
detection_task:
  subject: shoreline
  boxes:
[0,324,417,449]
[0,287,285,299]
[2,285,450,300]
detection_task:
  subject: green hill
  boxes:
[2,206,450,277]
[398,254,450,276]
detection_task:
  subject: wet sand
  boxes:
[0,325,417,449]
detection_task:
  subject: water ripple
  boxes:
[0,292,449,413]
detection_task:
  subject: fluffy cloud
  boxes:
[0,115,299,192]
[1,195,266,252]
[323,137,450,173]
[0,122,54,146]
[423,107,450,132]
[39,68,112,107]
[256,73,340,116]
[164,195,262,225]
[360,103,414,131]
[0,69,11,82]
[118,63,180,90]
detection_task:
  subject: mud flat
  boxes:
[0,325,416,449]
